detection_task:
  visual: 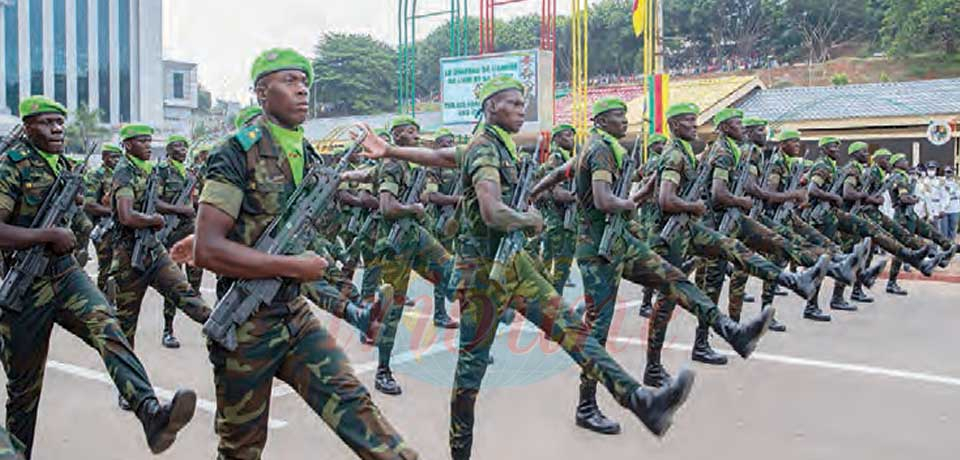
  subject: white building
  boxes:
[162,59,197,132]
[0,0,163,126]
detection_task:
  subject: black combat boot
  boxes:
[938,244,957,268]
[691,325,728,365]
[119,394,133,411]
[638,288,654,318]
[575,381,621,435]
[764,304,787,332]
[778,255,829,300]
[901,247,936,276]
[375,365,402,395]
[826,253,858,286]
[858,258,888,289]
[137,390,197,454]
[433,302,459,330]
[774,287,788,296]
[743,294,755,303]
[161,330,181,349]
[623,369,696,437]
[886,280,908,295]
[643,303,672,387]
[803,286,831,322]
[711,307,775,359]
[850,282,874,303]
[830,284,857,311]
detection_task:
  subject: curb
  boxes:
[877,271,960,284]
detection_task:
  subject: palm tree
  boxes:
[65,104,110,153]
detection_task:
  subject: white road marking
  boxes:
[46,360,289,429]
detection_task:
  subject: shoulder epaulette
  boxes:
[6,147,29,162]
[234,125,262,152]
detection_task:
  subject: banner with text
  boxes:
[440,50,542,126]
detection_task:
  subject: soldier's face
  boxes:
[124,135,153,160]
[555,129,575,151]
[722,118,745,141]
[822,143,840,158]
[670,114,698,141]
[487,89,526,134]
[598,110,628,139]
[392,125,420,147]
[258,70,309,128]
[895,159,909,171]
[103,152,120,169]
[196,150,209,164]
[436,136,456,149]
[167,141,188,162]
[749,126,767,145]
[853,149,868,163]
[24,113,66,154]
[782,139,801,157]
[649,141,665,155]
[876,157,890,170]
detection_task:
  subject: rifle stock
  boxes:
[489,136,542,285]
[597,136,641,262]
[131,167,160,271]
[659,142,719,240]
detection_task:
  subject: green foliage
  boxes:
[879,71,891,82]
[831,73,850,85]
[64,104,110,154]
[881,0,960,56]
[312,33,397,116]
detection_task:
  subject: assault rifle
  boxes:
[802,166,845,222]
[0,144,98,311]
[155,173,199,244]
[717,144,755,234]
[851,170,895,215]
[597,137,641,262]
[434,172,463,237]
[386,167,427,252]
[131,167,160,271]
[203,132,364,351]
[659,142,720,240]
[748,149,778,219]
[772,161,807,225]
[0,125,24,154]
[90,218,115,244]
[561,151,579,231]
[489,138,541,286]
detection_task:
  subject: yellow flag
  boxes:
[632,0,646,37]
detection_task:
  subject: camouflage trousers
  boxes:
[300,265,369,335]
[449,250,642,459]
[759,213,838,306]
[93,232,115,293]
[579,230,722,381]
[162,264,204,333]
[699,214,822,320]
[207,297,417,460]
[0,261,156,458]
[541,224,576,293]
[888,209,949,282]
[372,224,453,367]
[817,209,910,260]
[648,220,783,365]
[73,217,93,268]
[111,244,210,348]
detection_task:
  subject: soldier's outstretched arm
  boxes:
[355,123,456,168]
[192,203,326,281]
[530,158,574,200]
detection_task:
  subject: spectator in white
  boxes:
[943,166,960,241]
[922,161,948,229]
[911,166,930,221]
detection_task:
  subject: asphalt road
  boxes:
[3,260,958,460]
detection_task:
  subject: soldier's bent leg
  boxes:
[147,253,211,325]
[276,303,418,459]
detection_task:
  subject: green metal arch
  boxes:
[398,0,470,116]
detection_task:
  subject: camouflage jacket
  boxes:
[83,164,114,221]
[539,146,573,227]
[657,137,700,228]
[200,121,323,299]
[110,156,156,245]
[703,134,745,219]
[889,168,915,211]
[805,155,841,209]
[574,130,628,258]
[156,160,195,244]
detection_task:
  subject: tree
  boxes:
[882,0,960,55]
[783,0,866,63]
[197,84,212,113]
[65,104,110,153]
[313,33,397,116]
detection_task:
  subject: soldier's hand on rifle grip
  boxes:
[792,188,808,205]
[149,214,165,230]
[689,200,708,217]
[737,196,754,211]
[524,207,544,233]
[44,227,77,255]
[290,252,329,282]
[410,202,426,219]
[177,205,196,218]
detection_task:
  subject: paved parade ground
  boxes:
[3,261,958,460]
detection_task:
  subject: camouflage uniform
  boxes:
[199,122,416,459]
[156,160,202,335]
[449,124,662,459]
[0,145,160,458]
[109,156,210,348]
[370,159,454,371]
[886,167,951,282]
[83,163,115,292]
[426,166,460,320]
[635,150,662,310]
[539,145,577,293]
[649,138,785,369]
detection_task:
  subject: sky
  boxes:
[162,0,593,102]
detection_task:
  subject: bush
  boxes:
[831,73,850,86]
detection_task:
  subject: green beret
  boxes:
[477,75,525,105]
[434,127,454,140]
[166,135,189,147]
[890,153,907,166]
[102,143,123,154]
[551,124,575,137]
[713,108,744,126]
[743,117,768,127]
[374,128,390,138]
[119,124,154,141]
[19,95,67,119]
[250,48,314,87]
[592,97,628,118]
[847,141,868,155]
[818,136,840,147]
[234,106,263,129]
[647,133,669,146]
[389,115,420,132]
[666,102,700,120]
[777,129,801,142]
[872,148,892,159]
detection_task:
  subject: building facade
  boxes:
[0,0,163,125]
[162,59,197,132]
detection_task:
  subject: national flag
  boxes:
[632,0,646,37]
